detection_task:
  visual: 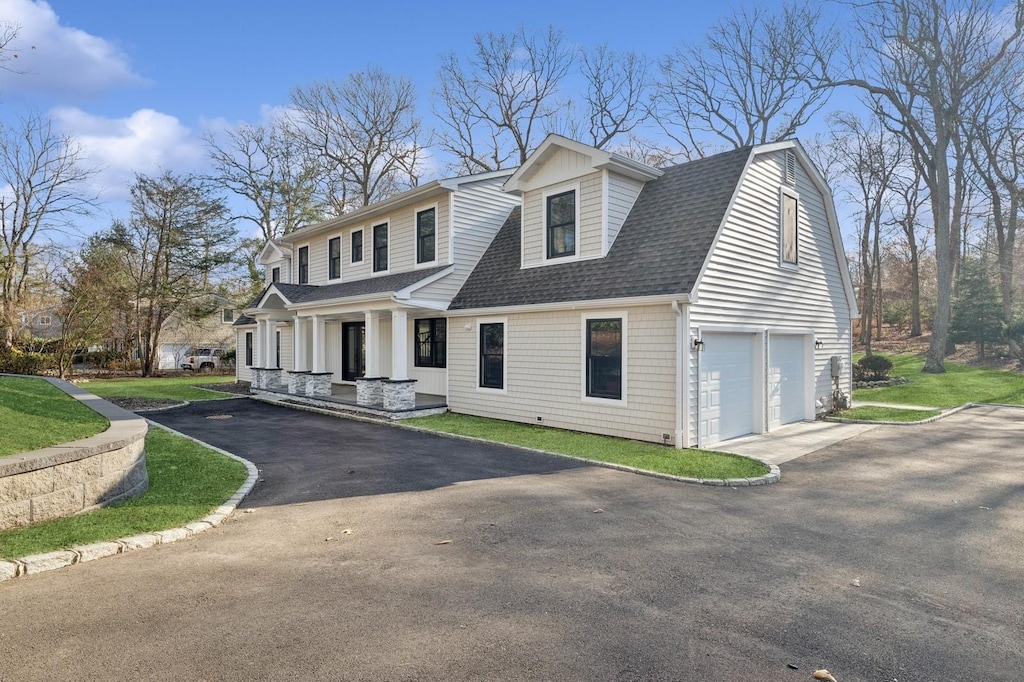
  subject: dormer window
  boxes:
[271,267,280,283]
[546,189,576,259]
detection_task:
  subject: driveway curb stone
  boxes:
[0,420,258,583]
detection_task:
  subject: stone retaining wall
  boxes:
[0,376,149,531]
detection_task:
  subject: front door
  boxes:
[341,322,365,381]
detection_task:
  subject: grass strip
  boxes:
[0,427,248,560]
[0,377,109,457]
[853,354,1024,408]
[408,413,769,479]
[80,375,236,402]
[838,406,941,422]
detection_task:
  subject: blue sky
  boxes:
[0,0,849,237]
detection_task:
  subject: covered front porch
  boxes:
[246,285,448,413]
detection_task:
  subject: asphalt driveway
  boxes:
[1,400,1021,681]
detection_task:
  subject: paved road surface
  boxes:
[1,400,1021,681]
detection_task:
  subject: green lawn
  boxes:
[81,375,236,401]
[0,377,109,457]
[838,405,941,422]
[0,427,248,560]
[853,354,1024,408]
[408,413,769,479]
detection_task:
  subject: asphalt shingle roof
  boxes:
[450,146,752,310]
[238,266,450,317]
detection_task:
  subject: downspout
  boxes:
[672,300,689,449]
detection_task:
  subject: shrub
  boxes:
[853,354,894,382]
[0,349,55,375]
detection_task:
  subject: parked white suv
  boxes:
[181,347,224,372]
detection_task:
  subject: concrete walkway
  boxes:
[714,419,880,464]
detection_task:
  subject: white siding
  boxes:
[523,146,593,188]
[415,176,518,302]
[325,320,342,378]
[447,305,677,444]
[688,149,853,443]
[521,171,603,267]
[607,173,645,250]
[293,192,453,286]
[236,328,253,383]
[265,259,290,284]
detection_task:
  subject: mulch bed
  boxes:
[107,397,186,412]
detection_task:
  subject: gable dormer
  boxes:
[504,135,662,268]
[258,240,292,284]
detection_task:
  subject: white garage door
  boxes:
[768,334,807,429]
[700,333,756,445]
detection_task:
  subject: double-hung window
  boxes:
[298,246,309,284]
[479,322,505,390]
[416,207,436,264]
[271,266,280,283]
[414,318,446,368]
[351,230,363,263]
[585,317,623,401]
[546,190,576,259]
[328,236,341,279]
[373,223,388,272]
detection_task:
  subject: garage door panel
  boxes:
[768,335,807,429]
[700,333,756,445]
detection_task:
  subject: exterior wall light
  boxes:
[815,339,825,349]
[692,338,705,351]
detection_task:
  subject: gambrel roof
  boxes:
[450,146,752,310]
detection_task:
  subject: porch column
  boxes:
[365,310,380,377]
[265,320,279,369]
[310,314,326,374]
[391,308,409,380]
[293,315,307,371]
[254,319,267,366]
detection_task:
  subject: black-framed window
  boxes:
[546,190,576,259]
[328,236,341,279]
[479,322,504,389]
[373,223,388,272]
[586,318,622,400]
[298,246,309,283]
[416,207,436,264]
[245,332,253,366]
[271,266,280,283]
[275,330,281,368]
[415,318,446,368]
[781,193,798,264]
[351,230,363,263]
[222,308,234,323]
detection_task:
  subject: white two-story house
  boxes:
[239,135,857,448]
[235,169,518,410]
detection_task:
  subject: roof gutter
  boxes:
[448,293,689,317]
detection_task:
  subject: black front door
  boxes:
[341,322,366,381]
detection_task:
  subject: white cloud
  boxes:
[52,106,205,199]
[0,0,144,98]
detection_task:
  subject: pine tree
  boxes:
[950,258,1004,358]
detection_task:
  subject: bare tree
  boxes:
[889,167,930,337]
[0,112,95,349]
[828,113,905,353]
[205,119,326,285]
[833,0,1024,372]
[291,68,423,210]
[559,46,650,149]
[653,1,838,158]
[434,26,574,173]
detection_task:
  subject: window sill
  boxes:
[476,386,507,396]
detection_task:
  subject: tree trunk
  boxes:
[909,237,922,336]
[924,144,953,373]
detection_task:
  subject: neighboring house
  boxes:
[157,297,238,370]
[18,308,63,340]
[239,136,857,449]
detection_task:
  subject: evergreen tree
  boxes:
[950,258,1004,358]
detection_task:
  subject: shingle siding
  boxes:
[447,305,678,444]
